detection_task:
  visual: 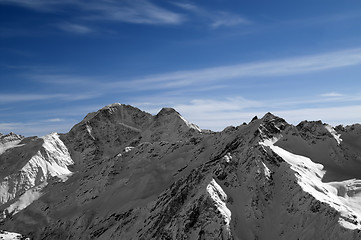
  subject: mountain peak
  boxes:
[156,107,201,132]
[81,103,152,126]
[261,112,283,122]
[156,107,180,117]
[101,102,123,109]
[0,132,24,144]
[296,120,327,135]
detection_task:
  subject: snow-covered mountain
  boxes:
[1,104,361,239]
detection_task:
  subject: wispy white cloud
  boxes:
[0,94,67,103]
[0,93,97,104]
[0,0,185,25]
[131,92,361,130]
[174,98,261,115]
[9,48,361,103]
[0,104,104,121]
[262,93,361,109]
[0,0,64,12]
[93,0,184,25]
[111,48,361,91]
[320,92,344,97]
[173,3,198,11]
[44,118,65,122]
[27,73,98,85]
[21,48,361,99]
[211,12,250,28]
[174,2,249,28]
[57,22,93,34]
[273,105,361,126]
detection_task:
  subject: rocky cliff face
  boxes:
[1,104,361,239]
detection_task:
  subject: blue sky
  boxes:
[1,0,361,136]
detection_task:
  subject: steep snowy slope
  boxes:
[0,133,73,221]
[1,105,361,240]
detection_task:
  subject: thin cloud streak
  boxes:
[260,93,361,109]
[27,73,99,85]
[0,0,185,25]
[274,105,361,126]
[177,102,361,131]
[320,92,344,97]
[0,104,104,120]
[57,22,93,34]
[132,92,361,116]
[173,2,250,28]
[20,48,361,96]
[0,93,97,104]
[0,0,65,12]
[131,93,361,131]
[115,48,361,91]
[94,0,184,25]
[211,12,250,28]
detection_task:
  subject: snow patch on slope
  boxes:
[124,146,134,153]
[206,179,231,236]
[222,153,232,163]
[5,182,46,217]
[0,230,28,240]
[261,161,272,180]
[261,137,361,229]
[86,124,95,140]
[0,141,22,155]
[179,115,202,132]
[325,124,342,145]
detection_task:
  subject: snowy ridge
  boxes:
[261,137,361,229]
[19,133,73,188]
[0,133,74,220]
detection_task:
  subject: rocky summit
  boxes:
[1,103,361,240]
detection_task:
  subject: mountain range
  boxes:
[0,103,361,239]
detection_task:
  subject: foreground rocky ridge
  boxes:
[1,103,361,239]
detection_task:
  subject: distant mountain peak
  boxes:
[0,132,24,144]
[156,107,179,116]
[259,112,286,123]
[153,107,201,133]
[101,102,123,109]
